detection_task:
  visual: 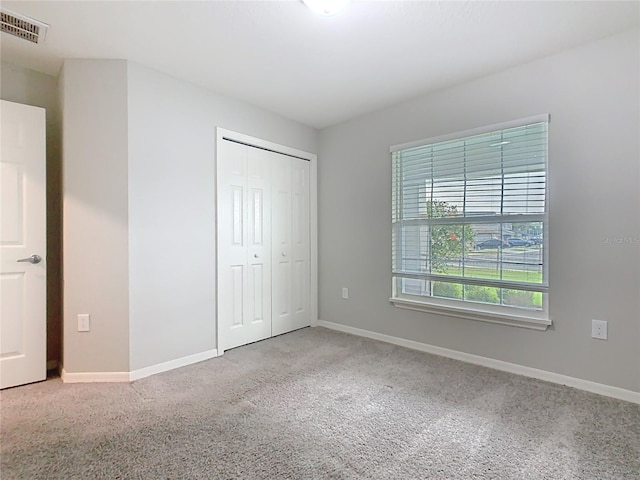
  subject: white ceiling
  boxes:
[2,1,638,129]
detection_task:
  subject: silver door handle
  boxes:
[17,254,42,264]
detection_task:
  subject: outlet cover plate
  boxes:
[591,319,607,340]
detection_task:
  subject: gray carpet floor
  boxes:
[1,327,639,479]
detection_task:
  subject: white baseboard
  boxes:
[129,349,218,381]
[60,349,218,384]
[61,369,130,383]
[317,320,640,404]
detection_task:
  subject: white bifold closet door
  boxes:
[217,139,310,352]
[271,152,310,336]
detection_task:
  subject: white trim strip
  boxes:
[397,213,546,226]
[129,349,218,381]
[316,320,639,404]
[392,274,548,293]
[216,127,316,162]
[390,297,550,330]
[61,369,129,384]
[60,349,219,383]
[390,114,550,153]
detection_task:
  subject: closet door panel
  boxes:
[218,141,247,351]
[271,154,293,336]
[247,148,272,330]
[217,141,270,351]
[290,159,310,330]
[272,156,310,336]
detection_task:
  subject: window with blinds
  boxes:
[391,115,549,326]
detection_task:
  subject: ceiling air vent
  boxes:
[0,9,48,44]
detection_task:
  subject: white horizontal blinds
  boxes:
[397,122,547,218]
[392,118,548,310]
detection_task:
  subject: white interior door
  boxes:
[217,140,271,351]
[0,100,46,389]
[272,156,310,336]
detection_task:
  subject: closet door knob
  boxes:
[282,252,287,257]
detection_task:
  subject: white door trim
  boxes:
[215,128,318,354]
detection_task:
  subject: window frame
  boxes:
[389,114,551,330]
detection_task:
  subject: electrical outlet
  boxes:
[591,319,607,340]
[342,287,349,299]
[78,314,90,332]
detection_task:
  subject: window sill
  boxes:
[389,297,551,331]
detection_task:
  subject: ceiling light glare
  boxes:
[303,0,350,16]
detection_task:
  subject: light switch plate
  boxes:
[78,314,90,332]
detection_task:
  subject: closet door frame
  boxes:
[215,128,318,354]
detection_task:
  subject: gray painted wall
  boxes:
[127,62,317,371]
[8,29,637,392]
[61,59,131,373]
[317,30,640,392]
[1,62,62,366]
[62,59,317,375]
